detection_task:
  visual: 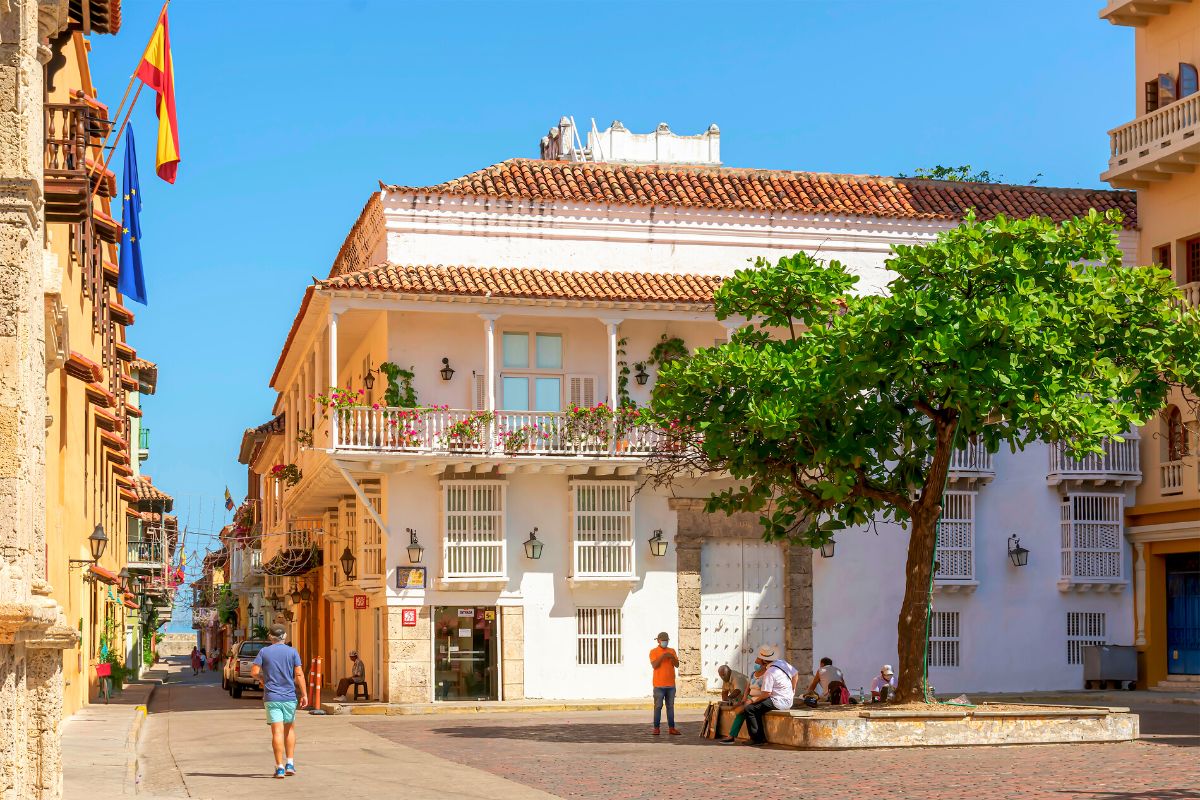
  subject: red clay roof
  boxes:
[322,263,723,305]
[131,475,173,506]
[384,159,1137,227]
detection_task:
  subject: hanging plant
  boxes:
[647,334,688,367]
[379,362,418,408]
[616,336,633,408]
[270,463,302,487]
[296,429,313,447]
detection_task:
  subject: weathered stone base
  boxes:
[713,704,1139,748]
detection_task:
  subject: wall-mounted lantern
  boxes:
[439,358,456,382]
[289,580,302,605]
[634,363,649,386]
[406,528,424,564]
[340,546,356,580]
[363,370,376,391]
[268,591,283,612]
[1008,535,1029,567]
[71,524,109,566]
[299,583,313,602]
[819,539,836,559]
[523,528,543,559]
[648,529,668,557]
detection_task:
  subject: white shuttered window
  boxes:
[571,481,635,577]
[577,608,622,665]
[1060,495,1124,580]
[442,481,506,578]
[927,611,960,668]
[1067,612,1107,665]
[935,491,975,581]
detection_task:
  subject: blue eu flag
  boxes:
[118,126,147,305]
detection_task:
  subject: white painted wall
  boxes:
[812,441,1136,694]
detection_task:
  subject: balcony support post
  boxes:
[1133,542,1147,646]
[600,318,624,454]
[481,314,499,454]
[329,310,339,446]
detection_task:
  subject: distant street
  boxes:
[131,662,1198,800]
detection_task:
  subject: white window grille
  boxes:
[324,511,341,588]
[1060,495,1124,580]
[359,482,384,580]
[935,491,975,581]
[442,481,506,578]
[1067,612,1107,665]
[927,611,960,668]
[577,608,622,665]
[571,481,634,577]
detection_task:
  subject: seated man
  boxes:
[742,645,795,746]
[870,664,897,702]
[718,664,749,705]
[718,662,765,744]
[804,656,848,704]
[334,650,366,701]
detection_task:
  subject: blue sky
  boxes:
[86,0,1132,598]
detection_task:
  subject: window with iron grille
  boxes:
[1060,495,1124,581]
[1067,612,1107,665]
[577,608,622,665]
[935,491,975,581]
[571,482,635,577]
[927,611,960,668]
[1188,237,1200,285]
[1153,243,1172,271]
[442,481,506,578]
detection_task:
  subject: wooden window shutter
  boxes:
[1146,78,1160,113]
[1188,238,1200,285]
[568,374,596,408]
[470,371,487,410]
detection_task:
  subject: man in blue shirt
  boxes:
[251,625,308,778]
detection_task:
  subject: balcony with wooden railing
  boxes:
[1160,459,1184,496]
[1047,434,1141,487]
[946,438,995,484]
[1101,90,1200,188]
[44,101,113,222]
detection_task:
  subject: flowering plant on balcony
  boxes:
[564,403,614,447]
[499,423,552,454]
[384,406,437,448]
[295,428,313,447]
[231,503,256,536]
[440,410,494,449]
[270,463,302,487]
[311,387,364,417]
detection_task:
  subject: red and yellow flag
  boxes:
[136,9,180,183]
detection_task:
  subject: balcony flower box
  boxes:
[440,410,494,450]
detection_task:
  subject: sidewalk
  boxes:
[62,665,170,800]
[321,695,713,716]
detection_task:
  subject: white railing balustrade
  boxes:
[444,538,505,578]
[1108,91,1200,162]
[1047,435,1140,482]
[1161,459,1184,496]
[126,537,164,566]
[948,439,993,474]
[573,540,635,578]
[1181,282,1200,309]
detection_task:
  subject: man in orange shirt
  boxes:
[649,631,681,735]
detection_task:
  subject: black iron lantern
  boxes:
[1007,535,1029,567]
[299,584,313,602]
[118,566,130,587]
[363,370,376,391]
[523,528,543,560]
[289,580,302,605]
[406,528,424,563]
[270,591,284,611]
[634,363,649,386]
[246,601,255,617]
[88,524,108,561]
[339,546,356,580]
[439,357,455,381]
[648,529,668,557]
[819,539,836,558]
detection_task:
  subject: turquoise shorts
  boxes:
[264,701,298,724]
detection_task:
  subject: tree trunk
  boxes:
[894,510,939,702]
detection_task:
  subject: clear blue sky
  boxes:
[86,0,1133,595]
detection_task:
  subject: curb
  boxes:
[125,672,167,793]
[322,698,713,716]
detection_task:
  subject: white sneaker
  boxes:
[334,695,346,701]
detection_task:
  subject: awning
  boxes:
[89,565,119,585]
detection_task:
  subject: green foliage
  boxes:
[898,164,1042,186]
[379,362,418,407]
[652,210,1200,546]
[648,334,688,368]
[216,585,239,625]
[251,623,269,639]
[616,337,632,408]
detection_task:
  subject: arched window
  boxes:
[1167,405,1188,461]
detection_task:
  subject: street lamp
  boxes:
[268,592,283,612]
[634,363,649,386]
[439,358,456,381]
[1007,535,1029,567]
[339,546,356,580]
[819,539,836,559]
[523,528,543,560]
[289,580,302,605]
[406,528,424,564]
[648,530,668,557]
[70,524,108,566]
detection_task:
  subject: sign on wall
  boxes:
[353,595,368,610]
[395,567,427,590]
[401,608,418,627]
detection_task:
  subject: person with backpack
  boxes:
[804,656,849,704]
[741,645,795,746]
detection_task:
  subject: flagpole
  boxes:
[86,81,142,206]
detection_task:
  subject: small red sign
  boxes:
[401,608,417,627]
[353,594,369,610]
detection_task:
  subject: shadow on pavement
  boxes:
[183,772,276,780]
[428,722,719,747]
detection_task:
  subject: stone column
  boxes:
[385,605,430,703]
[1133,541,1147,647]
[500,606,523,700]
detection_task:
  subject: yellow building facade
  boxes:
[1102,0,1200,688]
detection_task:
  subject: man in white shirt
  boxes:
[742,644,795,746]
[805,656,848,704]
[870,664,897,702]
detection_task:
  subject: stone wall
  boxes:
[670,498,813,695]
[385,606,431,703]
[158,633,199,658]
[500,606,523,700]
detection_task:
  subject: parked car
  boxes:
[225,640,268,698]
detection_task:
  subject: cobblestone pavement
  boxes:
[355,702,1200,800]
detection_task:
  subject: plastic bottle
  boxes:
[858,686,866,703]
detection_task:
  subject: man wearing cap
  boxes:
[742,644,795,746]
[334,650,367,701]
[871,664,897,702]
[250,625,308,779]
[649,631,681,735]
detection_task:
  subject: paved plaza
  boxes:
[77,662,1200,800]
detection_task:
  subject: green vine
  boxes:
[648,334,688,367]
[379,362,418,407]
[615,337,632,408]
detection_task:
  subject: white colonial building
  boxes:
[249,118,1140,702]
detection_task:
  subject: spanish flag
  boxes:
[136,9,180,183]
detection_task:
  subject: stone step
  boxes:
[1161,674,1200,683]
[1149,680,1200,693]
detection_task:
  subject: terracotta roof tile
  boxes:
[323,264,723,305]
[131,475,173,506]
[385,159,1137,228]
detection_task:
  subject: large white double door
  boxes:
[700,540,785,689]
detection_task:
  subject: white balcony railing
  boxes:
[443,538,505,579]
[573,540,635,577]
[1161,459,1184,496]
[1047,435,1140,485]
[1181,282,1200,309]
[333,406,664,457]
[948,439,994,477]
[1103,90,1200,186]
[126,537,164,567]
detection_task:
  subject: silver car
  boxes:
[225,640,269,698]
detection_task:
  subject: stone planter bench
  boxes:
[713,703,1138,749]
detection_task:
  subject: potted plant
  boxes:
[614,405,645,452]
[564,403,615,450]
[440,410,494,450]
[498,423,551,454]
[270,463,302,487]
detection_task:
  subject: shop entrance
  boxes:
[434,606,499,700]
[1166,552,1199,676]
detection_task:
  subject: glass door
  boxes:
[433,606,498,700]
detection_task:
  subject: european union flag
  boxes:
[118,126,147,305]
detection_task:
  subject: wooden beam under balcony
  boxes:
[1101,0,1191,26]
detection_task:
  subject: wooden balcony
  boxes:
[947,439,995,484]
[1101,91,1200,188]
[44,102,112,222]
[1160,459,1184,496]
[1047,436,1141,487]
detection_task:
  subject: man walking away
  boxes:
[649,631,681,736]
[250,625,308,778]
[743,645,795,746]
[334,650,366,701]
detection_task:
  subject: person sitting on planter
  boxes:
[742,645,795,746]
[804,656,848,704]
[718,661,766,745]
[870,664,897,702]
[718,664,749,704]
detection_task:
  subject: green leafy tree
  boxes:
[650,210,1200,702]
[898,164,1042,185]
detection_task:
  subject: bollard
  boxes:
[308,656,325,715]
